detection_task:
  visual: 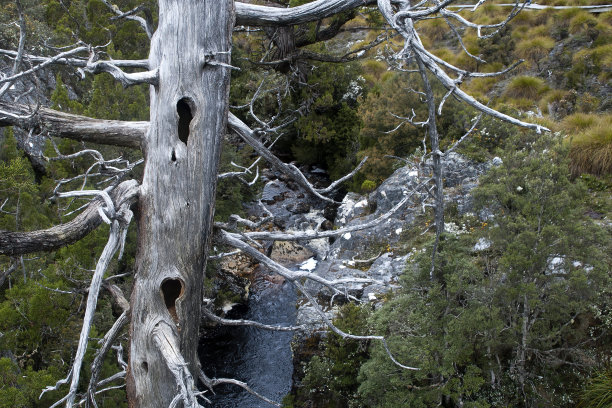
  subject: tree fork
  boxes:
[126,1,234,406]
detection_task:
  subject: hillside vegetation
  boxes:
[0,1,610,407]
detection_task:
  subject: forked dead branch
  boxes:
[0,1,548,406]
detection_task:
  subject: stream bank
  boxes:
[200,154,491,405]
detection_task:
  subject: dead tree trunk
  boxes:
[126,1,234,406]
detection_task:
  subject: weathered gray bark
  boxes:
[0,180,138,256]
[235,0,373,26]
[126,1,234,406]
[0,101,144,148]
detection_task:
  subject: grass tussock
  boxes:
[567,115,612,176]
[540,89,569,114]
[419,18,448,42]
[569,11,599,35]
[561,113,600,133]
[577,368,612,408]
[515,36,555,69]
[504,76,548,100]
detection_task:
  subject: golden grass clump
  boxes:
[431,47,454,63]
[572,44,612,81]
[569,11,598,34]
[539,89,570,114]
[504,76,549,100]
[600,10,612,26]
[515,36,555,70]
[569,116,612,176]
[464,77,497,99]
[561,113,600,133]
[418,18,448,42]
[361,59,387,85]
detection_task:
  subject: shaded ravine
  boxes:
[199,273,297,407]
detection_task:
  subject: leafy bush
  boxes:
[356,131,611,408]
[360,179,376,193]
[286,304,371,408]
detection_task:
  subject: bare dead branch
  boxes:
[235,0,377,27]
[0,258,19,288]
[220,231,378,307]
[152,321,203,408]
[199,370,280,407]
[0,180,139,256]
[0,44,89,85]
[99,0,153,39]
[43,191,135,408]
[0,0,26,99]
[228,113,365,203]
[239,180,425,241]
[87,311,129,407]
[376,0,549,133]
[0,102,145,148]
[80,60,158,87]
[202,307,305,332]
[0,49,148,69]
[318,156,368,194]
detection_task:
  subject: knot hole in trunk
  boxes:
[161,278,184,325]
[177,97,194,145]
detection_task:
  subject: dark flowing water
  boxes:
[199,276,297,407]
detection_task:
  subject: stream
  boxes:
[199,274,297,407]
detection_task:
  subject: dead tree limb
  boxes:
[0,180,139,256]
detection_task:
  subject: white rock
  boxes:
[355,199,368,208]
[300,257,318,272]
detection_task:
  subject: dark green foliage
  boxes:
[214,138,260,221]
[321,131,611,408]
[285,303,371,408]
[290,60,363,181]
[358,235,494,408]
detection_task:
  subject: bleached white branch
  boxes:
[153,321,203,408]
[80,60,158,87]
[87,311,129,407]
[377,0,549,133]
[228,113,368,202]
[240,180,427,242]
[235,0,377,26]
[0,44,89,85]
[40,186,136,408]
[100,0,153,39]
[0,49,149,69]
[199,370,280,407]
[0,0,26,99]
[202,307,305,332]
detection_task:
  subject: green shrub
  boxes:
[360,179,377,193]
